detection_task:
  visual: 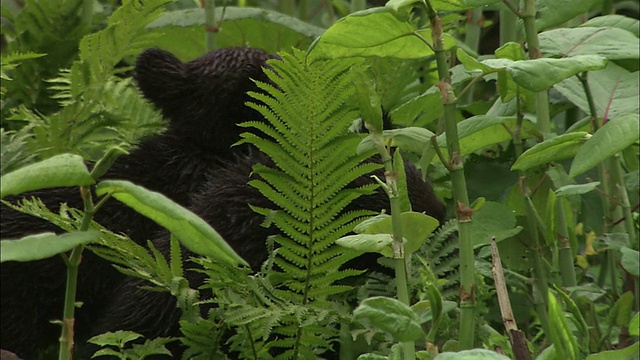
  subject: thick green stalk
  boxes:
[557,200,577,287]
[375,139,415,360]
[464,8,482,53]
[279,0,296,16]
[521,0,551,133]
[524,197,551,336]
[462,8,483,105]
[58,186,95,360]
[423,0,476,349]
[499,8,519,44]
[351,0,367,13]
[204,0,217,51]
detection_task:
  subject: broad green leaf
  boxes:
[608,291,635,327]
[581,15,640,37]
[469,201,522,247]
[358,127,436,155]
[389,86,443,127]
[361,212,439,254]
[341,212,439,256]
[629,313,639,336]
[1,154,95,198]
[354,296,423,342]
[95,180,247,266]
[353,70,383,132]
[548,291,581,360]
[555,182,600,196]
[512,132,590,171]
[353,214,391,234]
[428,0,502,11]
[508,55,607,92]
[554,63,639,121]
[307,9,456,63]
[387,127,436,154]
[495,42,526,61]
[434,349,511,360]
[620,247,639,277]
[456,48,496,73]
[88,330,143,347]
[539,27,640,60]
[394,151,411,213]
[413,300,457,324]
[146,7,323,57]
[436,116,536,158]
[536,0,601,31]
[585,342,639,360]
[569,113,640,178]
[336,234,394,255]
[1,231,102,262]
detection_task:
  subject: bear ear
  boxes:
[134,49,185,111]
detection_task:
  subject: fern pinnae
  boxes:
[241,50,381,357]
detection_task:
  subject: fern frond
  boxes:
[414,219,460,299]
[239,49,383,356]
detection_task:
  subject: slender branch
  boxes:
[502,0,522,17]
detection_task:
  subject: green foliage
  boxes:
[239,49,385,357]
[88,330,176,360]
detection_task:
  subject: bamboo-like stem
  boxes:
[204,0,217,51]
[464,8,483,53]
[351,0,367,13]
[499,8,519,44]
[376,138,415,360]
[279,0,296,16]
[524,196,551,336]
[521,0,551,134]
[423,0,476,349]
[58,186,95,360]
[557,199,577,287]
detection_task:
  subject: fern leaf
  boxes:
[241,49,382,356]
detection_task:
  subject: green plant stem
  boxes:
[464,8,482,53]
[204,0,217,51]
[58,186,95,360]
[524,197,551,337]
[81,0,94,29]
[499,8,519,44]
[557,200,577,287]
[423,0,476,349]
[520,0,551,134]
[279,0,296,17]
[350,0,366,13]
[375,137,415,360]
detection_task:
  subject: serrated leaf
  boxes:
[540,27,640,60]
[354,296,423,342]
[307,8,456,63]
[95,180,247,266]
[1,154,94,198]
[512,132,590,171]
[569,113,640,178]
[1,231,102,262]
